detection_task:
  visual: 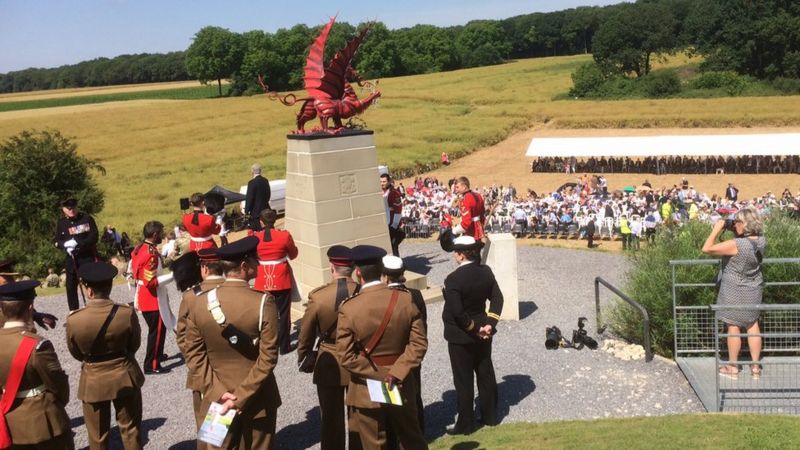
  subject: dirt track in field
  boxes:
[402,126,800,200]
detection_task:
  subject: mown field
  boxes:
[1,54,799,234]
[0,85,220,112]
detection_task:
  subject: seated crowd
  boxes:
[395,175,800,246]
[531,155,800,175]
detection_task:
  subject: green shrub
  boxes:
[608,213,800,357]
[569,62,608,98]
[641,69,682,98]
[0,130,105,278]
[769,77,800,95]
[690,71,750,95]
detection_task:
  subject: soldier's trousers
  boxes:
[350,402,427,450]
[10,432,74,450]
[82,391,143,450]
[448,340,498,430]
[270,289,292,354]
[141,311,166,372]
[224,413,276,450]
[317,384,346,450]
[65,254,95,311]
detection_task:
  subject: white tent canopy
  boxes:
[526,133,800,158]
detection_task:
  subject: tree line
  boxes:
[1,0,797,95]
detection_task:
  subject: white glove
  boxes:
[452,223,465,236]
[66,247,75,256]
[215,211,226,225]
[64,238,77,249]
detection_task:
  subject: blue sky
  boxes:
[0,0,624,73]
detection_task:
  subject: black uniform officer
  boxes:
[53,197,98,311]
[442,235,503,435]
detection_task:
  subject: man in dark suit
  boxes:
[725,183,739,202]
[245,163,271,232]
[585,214,596,249]
[442,235,503,435]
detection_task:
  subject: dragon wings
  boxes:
[303,16,372,100]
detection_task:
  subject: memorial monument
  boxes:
[262,17,437,304]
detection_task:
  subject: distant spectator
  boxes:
[441,152,450,165]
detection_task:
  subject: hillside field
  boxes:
[1,54,799,234]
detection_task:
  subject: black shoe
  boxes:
[159,353,169,361]
[144,367,171,375]
[445,424,476,435]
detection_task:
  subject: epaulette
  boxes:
[388,285,410,292]
[339,290,361,308]
[35,338,51,351]
[191,284,204,296]
[68,309,81,316]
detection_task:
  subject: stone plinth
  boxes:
[284,131,392,300]
[483,233,519,321]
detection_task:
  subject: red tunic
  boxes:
[131,242,160,312]
[383,187,402,229]
[459,190,486,240]
[182,211,220,252]
[254,228,299,292]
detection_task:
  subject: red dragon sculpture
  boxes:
[259,17,381,134]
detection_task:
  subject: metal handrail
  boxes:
[595,277,653,362]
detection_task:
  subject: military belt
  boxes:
[371,353,401,366]
[15,384,45,398]
[84,352,127,363]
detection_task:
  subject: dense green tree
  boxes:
[686,0,800,79]
[456,21,511,68]
[185,26,245,96]
[394,25,459,74]
[356,22,402,78]
[0,130,105,277]
[592,2,678,77]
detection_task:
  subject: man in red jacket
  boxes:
[452,177,486,241]
[130,221,170,374]
[254,209,299,354]
[381,173,404,256]
[182,193,221,252]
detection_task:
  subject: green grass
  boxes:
[430,414,800,449]
[0,85,220,112]
[1,54,799,234]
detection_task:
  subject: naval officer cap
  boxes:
[216,236,259,262]
[382,255,404,275]
[327,245,353,267]
[0,280,40,301]
[78,262,118,284]
[350,245,387,266]
[171,252,202,292]
[452,235,484,252]
[60,197,78,208]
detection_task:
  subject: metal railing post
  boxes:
[595,277,652,362]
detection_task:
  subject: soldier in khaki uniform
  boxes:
[183,236,281,450]
[297,245,360,450]
[174,249,225,431]
[336,245,428,450]
[66,262,145,450]
[0,280,73,450]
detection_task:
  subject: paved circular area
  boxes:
[34,242,702,449]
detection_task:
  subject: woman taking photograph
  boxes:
[702,207,766,379]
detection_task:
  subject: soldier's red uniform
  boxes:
[131,241,168,372]
[130,242,160,312]
[254,228,299,292]
[383,188,402,229]
[182,211,220,252]
[457,190,486,240]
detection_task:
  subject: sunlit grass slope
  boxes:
[0,54,798,233]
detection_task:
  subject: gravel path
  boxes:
[33,242,702,449]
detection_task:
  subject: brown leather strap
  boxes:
[364,290,399,355]
[371,353,401,366]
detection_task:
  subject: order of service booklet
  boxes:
[197,402,237,446]
[366,378,403,406]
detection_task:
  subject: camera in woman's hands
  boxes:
[724,218,737,232]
